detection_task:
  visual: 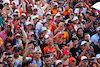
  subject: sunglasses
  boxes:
[15,51,19,52]
[48,19,52,20]
[31,35,34,37]
[6,45,12,47]
[82,60,88,62]
[16,37,21,39]
[35,53,41,54]
[8,60,13,63]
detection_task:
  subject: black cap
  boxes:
[13,47,19,52]
[86,11,91,15]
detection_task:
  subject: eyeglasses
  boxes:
[8,60,13,63]
[6,45,12,47]
[48,19,52,20]
[31,35,34,37]
[17,29,21,30]
[82,60,88,62]
[13,15,18,17]
[15,51,19,52]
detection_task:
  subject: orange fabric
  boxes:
[44,46,59,59]
[63,31,69,41]
[69,57,76,63]
[63,9,73,16]
[52,9,57,15]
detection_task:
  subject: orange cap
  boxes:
[63,46,68,51]
[63,50,70,55]
[15,25,20,29]
[69,57,76,63]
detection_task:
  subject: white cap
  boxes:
[33,6,38,11]
[55,13,61,17]
[21,13,26,16]
[81,41,87,45]
[74,8,79,14]
[14,9,19,13]
[73,16,78,21]
[25,21,33,25]
[11,1,16,4]
[96,54,100,59]
[56,60,62,65]
[46,12,51,15]
[54,2,58,7]
[81,56,87,61]
[96,26,100,31]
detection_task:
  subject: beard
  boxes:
[8,63,13,67]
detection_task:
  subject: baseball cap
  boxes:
[32,6,38,11]
[27,4,32,7]
[73,16,78,21]
[34,49,42,53]
[15,33,21,37]
[33,15,39,20]
[46,48,52,54]
[56,60,62,66]
[81,56,87,61]
[15,25,20,29]
[46,12,51,15]
[62,46,68,51]
[14,9,19,13]
[54,2,58,7]
[12,13,18,16]
[41,27,47,32]
[69,57,76,63]
[25,21,33,25]
[74,8,79,14]
[28,32,34,36]
[55,13,61,17]
[47,15,52,20]
[21,13,26,17]
[81,41,87,45]
[96,26,100,31]
[63,50,70,55]
[96,54,100,59]
[13,47,19,52]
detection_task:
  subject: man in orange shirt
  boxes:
[44,38,62,59]
[63,5,73,17]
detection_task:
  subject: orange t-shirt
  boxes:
[52,9,57,15]
[44,46,59,59]
[63,9,73,16]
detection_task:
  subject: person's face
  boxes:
[81,60,88,66]
[80,45,85,49]
[56,16,60,21]
[54,5,57,9]
[44,57,52,66]
[6,43,12,50]
[47,38,53,46]
[5,26,11,32]
[7,58,14,66]
[16,36,21,41]
[86,13,90,18]
[73,40,78,47]
[56,62,63,67]
[77,29,83,37]
[65,6,69,11]
[69,63,76,67]
[28,43,34,49]
[43,30,47,36]
[44,24,49,29]
[27,25,33,30]
[47,19,52,24]
[84,34,90,41]
[67,26,73,30]
[56,36,62,42]
[33,9,38,15]
[15,28,21,33]
[29,35,34,40]
[34,52,41,59]
[28,6,32,11]
[14,51,19,57]
[64,54,69,59]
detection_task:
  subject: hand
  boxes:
[91,57,97,63]
[89,16,96,22]
[11,23,14,29]
[20,24,24,30]
[54,44,59,50]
